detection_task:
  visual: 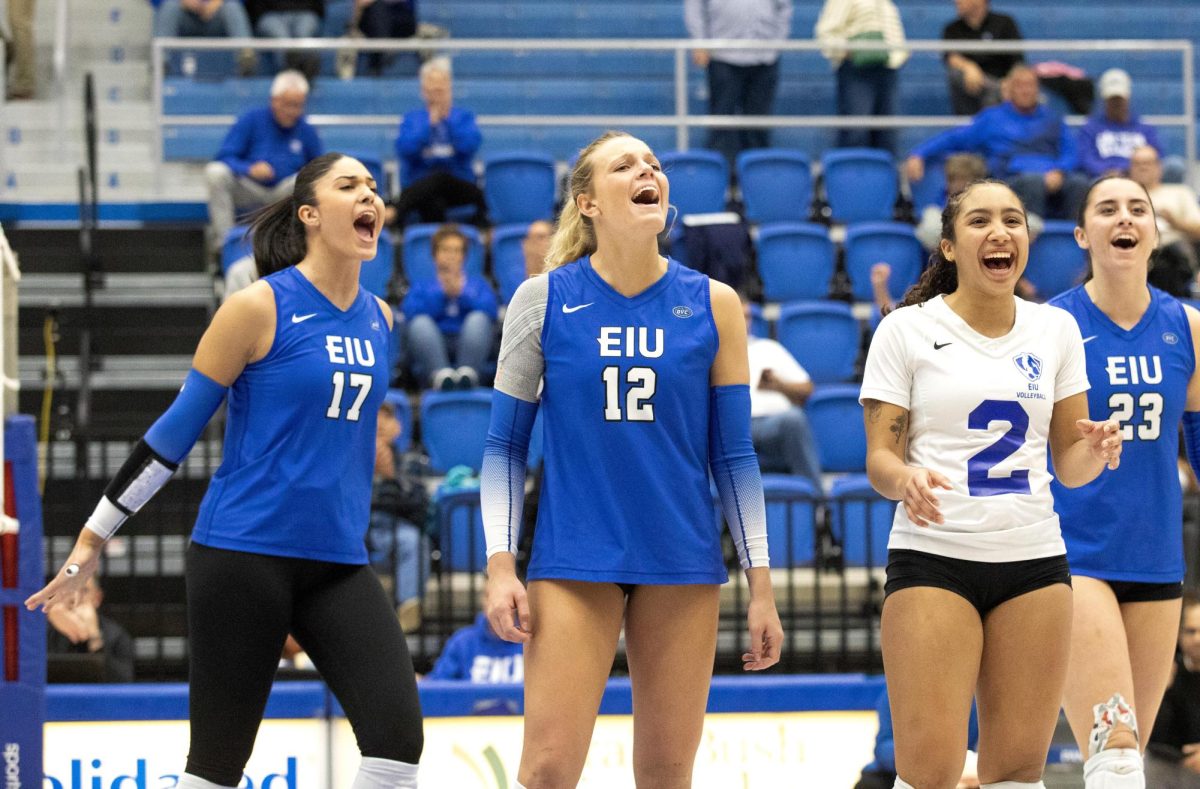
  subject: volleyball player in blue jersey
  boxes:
[479,131,783,789]
[26,153,424,789]
[1050,175,1200,789]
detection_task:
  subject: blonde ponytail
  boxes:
[544,130,631,271]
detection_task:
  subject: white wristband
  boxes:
[84,497,127,541]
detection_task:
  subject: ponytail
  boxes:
[246,151,348,278]
[544,130,630,271]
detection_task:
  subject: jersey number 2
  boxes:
[603,366,656,421]
[326,372,372,421]
[967,399,1031,496]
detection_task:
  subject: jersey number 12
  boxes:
[603,366,656,421]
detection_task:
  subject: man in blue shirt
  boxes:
[388,57,487,229]
[904,65,1088,220]
[203,69,323,256]
[1078,68,1162,179]
[427,611,524,683]
[401,224,497,390]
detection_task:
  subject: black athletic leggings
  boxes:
[185,542,423,786]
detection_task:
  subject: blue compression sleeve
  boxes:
[1183,412,1200,486]
[144,368,228,463]
[480,390,538,557]
[710,384,769,569]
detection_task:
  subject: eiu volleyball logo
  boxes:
[1013,352,1042,382]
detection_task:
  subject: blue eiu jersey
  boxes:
[193,266,390,563]
[1049,285,1194,582]
[531,257,725,584]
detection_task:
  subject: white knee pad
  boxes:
[350,756,419,789]
[1090,693,1139,757]
[893,779,916,789]
[980,782,1045,788]
[1083,748,1144,789]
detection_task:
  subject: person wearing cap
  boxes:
[1078,68,1163,179]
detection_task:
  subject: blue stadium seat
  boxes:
[747,302,769,339]
[806,385,867,474]
[483,151,557,225]
[762,474,820,568]
[221,224,253,276]
[321,126,392,163]
[736,149,813,224]
[843,222,926,304]
[401,223,484,284]
[490,223,531,303]
[909,157,945,209]
[383,388,414,454]
[828,475,893,568]
[776,302,861,384]
[433,488,485,573]
[659,149,729,216]
[1026,220,1088,300]
[756,222,835,302]
[821,148,899,223]
[358,229,395,298]
[162,125,227,161]
[419,389,493,474]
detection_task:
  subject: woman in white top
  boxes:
[861,180,1122,789]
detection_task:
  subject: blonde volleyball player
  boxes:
[861,180,1122,789]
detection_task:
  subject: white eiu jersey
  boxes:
[860,294,1090,562]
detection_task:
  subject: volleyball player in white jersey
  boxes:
[861,180,1123,789]
[1051,176,1200,789]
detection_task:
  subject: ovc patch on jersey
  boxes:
[1013,352,1043,382]
[672,305,693,318]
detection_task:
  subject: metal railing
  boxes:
[151,36,1197,182]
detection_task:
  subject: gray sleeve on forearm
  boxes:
[494,276,548,403]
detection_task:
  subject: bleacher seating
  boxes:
[776,302,861,385]
[400,223,485,284]
[756,222,835,303]
[843,222,926,305]
[1027,220,1089,300]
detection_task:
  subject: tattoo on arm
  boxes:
[865,401,882,424]
[889,413,907,446]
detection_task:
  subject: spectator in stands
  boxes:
[904,65,1088,221]
[941,0,1023,115]
[1079,68,1162,179]
[683,0,794,170]
[401,223,497,390]
[1147,596,1200,788]
[244,0,324,81]
[4,0,36,100]
[356,0,418,77]
[367,401,429,632]
[153,0,258,76]
[427,603,524,683]
[1129,144,1200,296]
[914,152,989,250]
[388,57,487,229]
[815,0,908,154]
[523,219,553,280]
[46,575,135,683]
[204,69,323,257]
[856,687,980,789]
[741,293,823,491]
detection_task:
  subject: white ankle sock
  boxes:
[350,756,419,788]
[1083,748,1144,788]
[981,782,1046,788]
[177,775,237,789]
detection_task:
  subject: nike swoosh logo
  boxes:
[1082,335,1098,344]
[292,313,318,323]
[933,341,952,350]
[562,302,594,314]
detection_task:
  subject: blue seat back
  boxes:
[828,474,894,568]
[821,148,898,223]
[221,225,254,275]
[747,302,769,339]
[756,222,835,302]
[419,389,494,473]
[909,157,946,210]
[1027,220,1087,300]
[483,152,557,225]
[358,229,395,298]
[776,302,861,385]
[434,488,485,573]
[844,222,926,303]
[383,389,414,454]
[401,223,484,284]
[762,475,819,567]
[806,385,867,474]
[736,149,813,224]
[491,223,532,303]
[659,149,729,216]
